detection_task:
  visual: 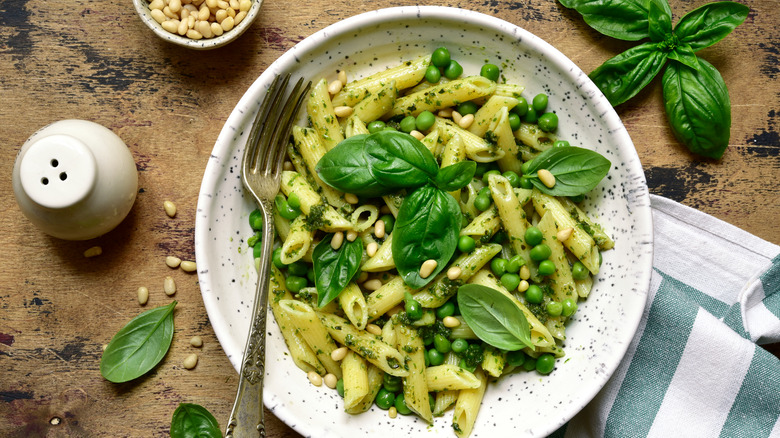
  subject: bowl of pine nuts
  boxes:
[133,0,262,49]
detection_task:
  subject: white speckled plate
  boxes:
[195,6,653,438]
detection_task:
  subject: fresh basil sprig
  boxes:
[456,284,533,351]
[100,301,177,383]
[524,146,611,196]
[561,0,749,159]
[170,403,221,438]
[312,233,363,308]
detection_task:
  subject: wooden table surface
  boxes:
[1,0,778,436]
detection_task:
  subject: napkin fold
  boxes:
[555,194,780,438]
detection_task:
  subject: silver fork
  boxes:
[225,73,311,438]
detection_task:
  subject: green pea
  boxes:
[538,112,558,132]
[272,247,285,269]
[571,261,589,280]
[433,334,451,354]
[286,192,301,209]
[535,353,555,375]
[562,298,578,317]
[379,214,395,234]
[508,112,521,131]
[423,349,430,367]
[546,301,563,316]
[383,373,403,393]
[454,237,475,255]
[500,273,521,291]
[375,388,395,410]
[532,93,548,112]
[523,107,538,123]
[529,243,552,261]
[428,348,444,366]
[336,379,344,397]
[482,169,501,185]
[480,63,500,81]
[491,258,508,277]
[478,187,491,198]
[275,195,300,220]
[367,120,386,133]
[416,110,435,131]
[491,230,508,243]
[252,241,264,259]
[502,171,520,187]
[519,176,533,189]
[431,47,451,68]
[474,194,491,212]
[525,284,543,304]
[394,393,413,415]
[247,232,260,248]
[506,255,525,273]
[524,226,544,246]
[506,350,526,367]
[554,140,570,148]
[456,101,478,116]
[474,162,491,178]
[444,60,463,80]
[287,261,309,277]
[424,64,441,83]
[285,275,307,293]
[522,356,537,372]
[513,96,529,116]
[520,160,533,175]
[538,260,556,276]
[248,209,263,231]
[406,298,423,320]
[382,125,397,132]
[436,301,456,319]
[399,115,417,133]
[451,338,468,353]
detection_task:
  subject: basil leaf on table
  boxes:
[456,284,533,351]
[667,44,700,71]
[363,130,439,189]
[648,0,672,43]
[525,146,611,196]
[100,301,177,383]
[315,134,389,198]
[558,0,656,41]
[433,161,477,192]
[589,42,668,106]
[675,2,750,52]
[170,403,221,438]
[662,58,731,159]
[313,233,363,307]
[392,184,461,289]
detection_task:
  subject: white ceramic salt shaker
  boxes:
[12,119,138,240]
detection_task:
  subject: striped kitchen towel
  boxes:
[557,194,780,437]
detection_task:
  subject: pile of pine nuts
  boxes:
[146,0,252,40]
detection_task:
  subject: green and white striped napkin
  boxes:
[555,194,780,437]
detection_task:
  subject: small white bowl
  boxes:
[132,0,263,50]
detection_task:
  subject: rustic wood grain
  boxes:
[0,0,777,436]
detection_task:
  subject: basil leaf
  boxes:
[589,42,668,106]
[648,0,672,42]
[667,44,700,70]
[170,403,221,438]
[434,161,477,192]
[313,233,363,307]
[525,146,611,196]
[662,58,731,159]
[392,185,461,289]
[315,134,389,197]
[675,1,750,52]
[100,301,176,383]
[456,284,533,351]
[558,0,654,41]
[364,130,439,189]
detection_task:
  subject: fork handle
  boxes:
[225,210,274,437]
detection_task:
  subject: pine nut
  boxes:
[334,106,353,118]
[163,6,178,19]
[307,371,323,386]
[452,111,462,124]
[327,80,343,95]
[205,0,218,7]
[177,19,188,34]
[374,220,386,239]
[331,232,344,250]
[357,271,369,283]
[197,19,212,38]
[419,259,438,279]
[210,22,223,36]
[388,406,398,418]
[519,265,531,281]
[239,0,251,11]
[221,16,234,31]
[518,280,529,292]
[323,373,338,389]
[183,353,199,369]
[197,4,210,20]
[337,70,347,84]
[166,256,182,268]
[330,346,348,361]
[137,286,149,305]
[149,0,165,9]
[442,316,461,328]
[366,242,379,257]
[190,336,203,347]
[234,10,246,25]
[169,0,182,12]
[217,0,229,9]
[180,260,197,272]
[537,169,556,188]
[344,193,359,204]
[215,8,227,22]
[410,130,425,140]
[363,279,383,291]
[366,324,382,336]
[163,200,177,217]
[164,276,176,296]
[229,0,239,9]
[150,8,166,23]
[83,246,102,258]
[447,266,462,280]
[162,19,179,33]
[557,227,574,242]
[283,161,294,171]
[438,108,453,118]
[458,114,475,129]
[346,230,358,242]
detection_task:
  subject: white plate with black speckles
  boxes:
[195,6,653,438]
